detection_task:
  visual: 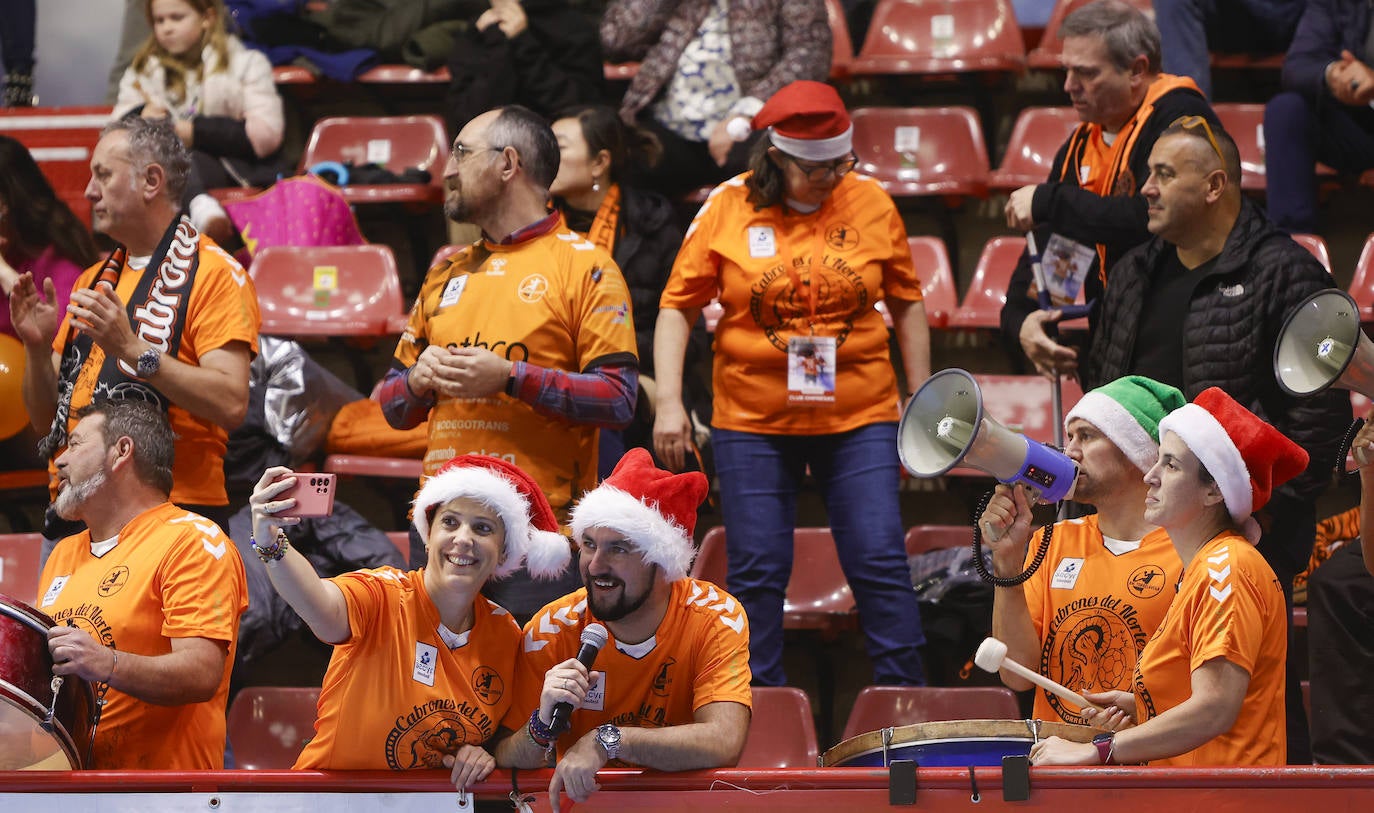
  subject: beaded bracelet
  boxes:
[250,529,291,563]
[527,709,555,749]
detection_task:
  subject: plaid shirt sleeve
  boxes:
[378,366,435,430]
[509,360,638,429]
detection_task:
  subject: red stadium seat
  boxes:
[851,106,990,198]
[1029,0,1155,69]
[908,236,959,328]
[1291,233,1331,273]
[968,373,1085,446]
[989,107,1079,191]
[0,106,112,226]
[903,524,973,556]
[691,526,728,587]
[1213,103,1267,192]
[385,531,411,566]
[227,686,321,769]
[850,0,1026,76]
[429,244,463,269]
[841,685,1021,740]
[1349,233,1374,322]
[0,532,43,604]
[950,236,1023,329]
[738,687,819,767]
[250,244,407,338]
[301,116,449,205]
[826,0,856,79]
[690,527,858,628]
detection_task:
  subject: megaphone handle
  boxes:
[970,488,1055,587]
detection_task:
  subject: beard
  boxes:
[584,569,656,622]
[54,468,108,520]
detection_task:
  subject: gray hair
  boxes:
[1060,0,1162,74]
[76,399,175,495]
[487,105,560,192]
[102,116,192,203]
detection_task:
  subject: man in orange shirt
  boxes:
[37,399,247,769]
[496,449,751,808]
[980,376,1184,726]
[10,115,260,543]
[379,105,638,621]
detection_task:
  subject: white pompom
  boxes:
[725,116,753,142]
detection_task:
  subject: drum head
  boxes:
[821,719,1105,767]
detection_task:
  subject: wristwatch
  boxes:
[136,347,161,378]
[1092,732,1116,765]
[595,723,622,761]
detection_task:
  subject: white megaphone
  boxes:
[898,368,1078,503]
[1274,289,1374,398]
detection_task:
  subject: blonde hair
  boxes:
[132,0,231,104]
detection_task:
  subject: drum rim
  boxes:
[820,718,1106,767]
[0,596,56,633]
[0,681,83,770]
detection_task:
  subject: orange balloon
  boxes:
[0,334,30,441]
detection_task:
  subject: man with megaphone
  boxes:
[1082,117,1351,764]
[979,376,1185,727]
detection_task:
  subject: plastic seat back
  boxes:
[826,0,855,78]
[690,527,857,625]
[950,236,1023,328]
[1350,233,1374,322]
[852,0,1026,75]
[908,236,959,328]
[0,532,43,604]
[250,244,405,337]
[227,686,322,769]
[1030,0,1155,68]
[904,525,973,556]
[841,685,1021,740]
[1213,103,1266,192]
[989,107,1079,191]
[969,373,1085,446]
[1291,233,1331,273]
[302,115,449,203]
[851,106,990,198]
[738,686,820,767]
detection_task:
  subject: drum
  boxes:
[821,719,1104,767]
[0,597,98,769]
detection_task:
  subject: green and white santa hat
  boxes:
[1064,375,1186,472]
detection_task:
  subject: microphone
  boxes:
[548,622,608,736]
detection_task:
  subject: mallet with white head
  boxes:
[974,636,1101,711]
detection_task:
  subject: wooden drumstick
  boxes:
[974,637,1102,711]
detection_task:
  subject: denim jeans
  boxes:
[1155,0,1302,98]
[1265,91,1374,232]
[712,422,926,686]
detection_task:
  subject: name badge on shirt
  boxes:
[413,642,438,686]
[41,575,70,608]
[583,670,606,711]
[748,226,776,258]
[439,275,468,309]
[1051,557,1084,590]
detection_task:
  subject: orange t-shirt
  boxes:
[1020,515,1182,724]
[1133,531,1288,765]
[49,239,261,506]
[660,172,923,434]
[36,502,248,769]
[295,567,524,770]
[393,216,638,517]
[512,579,753,761]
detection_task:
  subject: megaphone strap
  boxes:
[970,488,1055,588]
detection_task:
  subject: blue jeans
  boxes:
[1265,91,1374,232]
[713,423,926,686]
[1155,0,1302,98]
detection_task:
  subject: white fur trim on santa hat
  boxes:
[412,467,569,580]
[570,485,694,582]
[1157,402,1253,523]
[1066,391,1158,473]
[769,126,854,162]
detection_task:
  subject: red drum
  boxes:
[0,597,97,769]
[821,719,1103,767]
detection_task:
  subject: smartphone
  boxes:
[278,472,338,518]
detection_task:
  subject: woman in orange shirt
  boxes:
[1031,387,1303,766]
[247,455,571,785]
[653,80,931,687]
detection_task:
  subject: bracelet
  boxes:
[105,649,118,684]
[527,708,555,747]
[250,529,291,563]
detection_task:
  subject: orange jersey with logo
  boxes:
[394,218,638,516]
[295,567,524,770]
[660,173,923,434]
[1020,516,1182,724]
[50,242,261,506]
[1133,531,1287,765]
[36,502,248,769]
[512,579,752,761]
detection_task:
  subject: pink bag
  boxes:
[224,174,366,259]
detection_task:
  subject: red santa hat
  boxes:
[1156,387,1309,538]
[743,80,854,162]
[413,454,571,579]
[569,448,709,582]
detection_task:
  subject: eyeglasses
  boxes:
[789,152,859,183]
[1171,116,1223,163]
[452,142,505,162]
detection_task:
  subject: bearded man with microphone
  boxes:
[497,448,752,806]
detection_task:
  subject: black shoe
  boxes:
[4,72,36,107]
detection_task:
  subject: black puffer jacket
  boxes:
[613,185,683,378]
[1084,197,1350,501]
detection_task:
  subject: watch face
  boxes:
[598,725,621,746]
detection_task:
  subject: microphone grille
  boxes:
[581,622,609,649]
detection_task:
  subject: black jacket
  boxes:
[1282,0,1372,101]
[611,185,683,378]
[1084,197,1350,502]
[1000,82,1217,347]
